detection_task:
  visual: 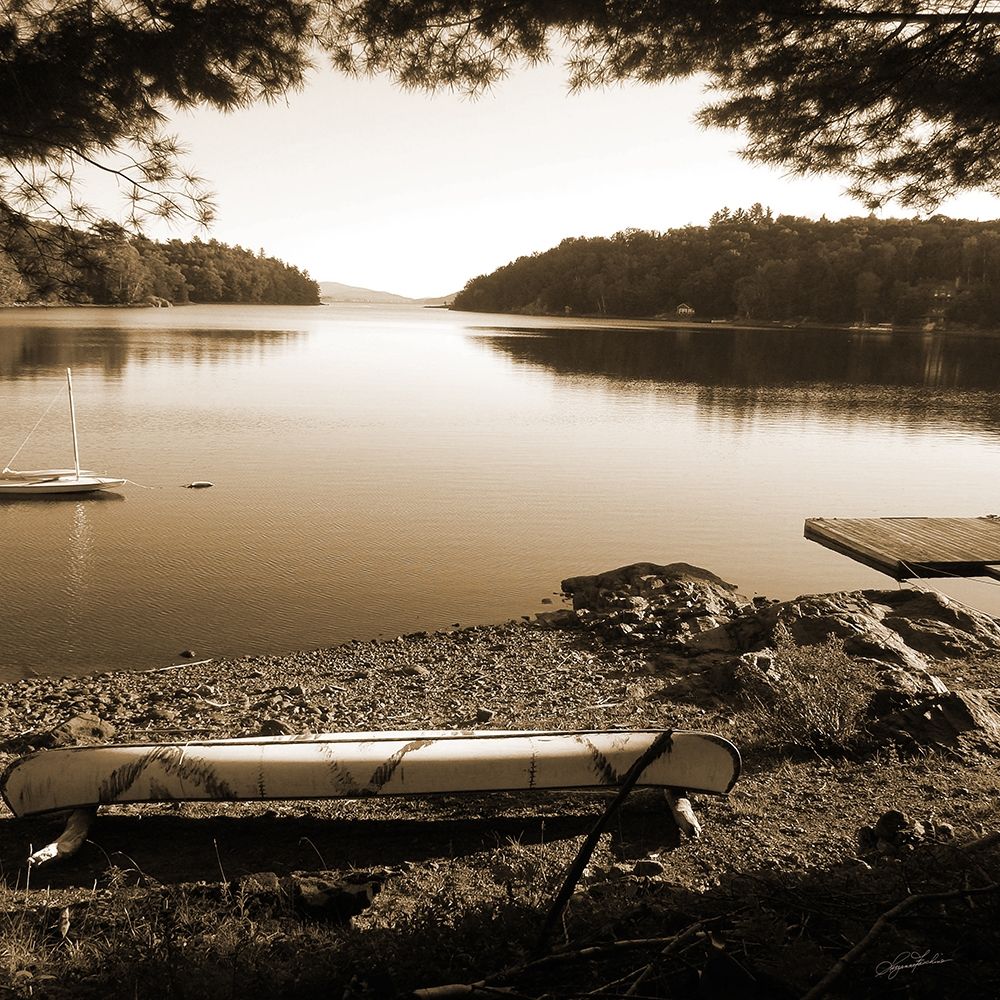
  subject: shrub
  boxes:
[738,626,877,757]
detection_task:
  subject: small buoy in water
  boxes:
[185,481,214,489]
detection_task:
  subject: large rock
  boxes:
[685,588,1000,680]
[1,712,117,755]
[562,562,744,612]
[40,713,116,748]
[875,589,1000,658]
[871,689,1000,752]
[561,562,750,641]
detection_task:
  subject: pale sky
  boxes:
[134,58,1000,299]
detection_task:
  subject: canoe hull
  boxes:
[0,729,740,817]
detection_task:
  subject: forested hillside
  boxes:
[454,207,1000,327]
[0,222,319,306]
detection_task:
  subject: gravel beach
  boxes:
[0,619,700,761]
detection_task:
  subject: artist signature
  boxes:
[875,951,953,979]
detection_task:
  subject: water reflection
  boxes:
[66,500,93,636]
[0,491,126,505]
[0,324,302,378]
[479,325,1000,433]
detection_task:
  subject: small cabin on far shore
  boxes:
[676,302,695,317]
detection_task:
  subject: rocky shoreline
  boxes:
[1,562,999,998]
[5,561,999,758]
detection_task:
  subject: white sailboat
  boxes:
[0,368,125,496]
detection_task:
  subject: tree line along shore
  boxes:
[454,207,1000,330]
[0,222,319,307]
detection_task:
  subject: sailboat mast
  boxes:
[66,368,81,479]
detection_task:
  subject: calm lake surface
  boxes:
[4,303,1000,680]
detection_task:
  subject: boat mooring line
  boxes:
[902,558,1000,590]
[121,479,211,490]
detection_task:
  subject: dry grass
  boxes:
[0,841,570,999]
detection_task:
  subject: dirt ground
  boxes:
[1,608,998,998]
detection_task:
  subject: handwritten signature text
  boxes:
[875,951,953,979]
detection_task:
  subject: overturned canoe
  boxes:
[0,729,740,817]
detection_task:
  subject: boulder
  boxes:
[44,713,116,748]
[0,712,117,754]
[684,588,999,683]
[874,588,1000,658]
[686,592,928,670]
[728,651,783,700]
[561,562,749,641]
[871,689,1000,752]
[533,609,577,629]
[868,665,949,716]
[563,562,744,612]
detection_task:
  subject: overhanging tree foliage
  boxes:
[320,0,1000,210]
[1,0,313,231]
[3,2,1000,255]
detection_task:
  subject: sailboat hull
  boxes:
[0,475,126,495]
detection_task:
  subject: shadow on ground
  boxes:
[0,791,684,889]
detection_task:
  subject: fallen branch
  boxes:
[411,986,528,999]
[623,919,707,996]
[532,730,676,958]
[141,727,218,735]
[27,808,95,866]
[411,923,720,999]
[801,881,1000,1000]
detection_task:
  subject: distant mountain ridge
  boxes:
[319,281,455,306]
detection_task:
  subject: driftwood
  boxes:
[27,808,95,866]
[411,987,525,998]
[141,658,214,673]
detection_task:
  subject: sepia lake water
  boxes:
[4,302,1000,680]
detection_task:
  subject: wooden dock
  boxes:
[804,516,1000,580]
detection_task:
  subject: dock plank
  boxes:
[804,516,1000,579]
